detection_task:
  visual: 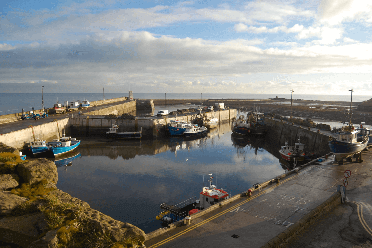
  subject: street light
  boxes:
[290,89,294,120]
[42,86,44,113]
[349,89,353,125]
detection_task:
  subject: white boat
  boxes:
[68,101,80,111]
[184,125,208,138]
[53,102,65,114]
[80,99,90,108]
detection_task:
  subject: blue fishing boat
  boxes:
[19,152,26,161]
[168,120,194,136]
[29,140,50,155]
[328,90,368,163]
[48,136,81,156]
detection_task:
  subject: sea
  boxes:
[1,92,371,234]
[0,93,371,115]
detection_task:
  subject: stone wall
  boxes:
[264,118,331,156]
[0,118,70,149]
[85,100,136,116]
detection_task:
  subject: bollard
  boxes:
[247,189,252,197]
[184,216,191,225]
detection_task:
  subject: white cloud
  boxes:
[235,23,304,34]
[318,0,372,25]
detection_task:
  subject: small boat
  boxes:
[204,117,219,129]
[106,124,142,139]
[48,136,81,156]
[232,115,251,135]
[80,99,90,108]
[157,174,229,225]
[279,138,306,164]
[19,151,26,161]
[168,120,194,136]
[29,140,50,155]
[53,102,65,114]
[183,125,208,138]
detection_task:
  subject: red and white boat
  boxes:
[157,174,229,224]
[279,138,306,164]
[53,102,65,114]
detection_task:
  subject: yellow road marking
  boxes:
[149,173,299,248]
[357,202,372,237]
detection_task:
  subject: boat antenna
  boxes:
[349,89,353,127]
[216,174,217,188]
[209,173,213,188]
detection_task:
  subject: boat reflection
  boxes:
[54,150,81,167]
[231,133,265,155]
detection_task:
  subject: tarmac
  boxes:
[145,150,372,248]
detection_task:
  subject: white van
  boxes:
[157,110,169,116]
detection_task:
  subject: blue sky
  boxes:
[1,0,372,94]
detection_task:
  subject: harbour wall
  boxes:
[84,100,136,116]
[264,118,331,156]
[0,118,70,149]
[0,97,129,125]
[69,109,236,138]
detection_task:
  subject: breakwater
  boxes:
[70,108,236,138]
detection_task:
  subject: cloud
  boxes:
[318,0,372,25]
[235,23,304,34]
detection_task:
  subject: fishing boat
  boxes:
[247,112,266,135]
[53,102,65,114]
[279,138,306,165]
[328,90,369,163]
[80,99,90,108]
[232,115,251,135]
[168,120,194,136]
[329,125,368,162]
[156,174,229,225]
[29,140,50,156]
[48,136,81,156]
[106,124,142,139]
[183,125,208,138]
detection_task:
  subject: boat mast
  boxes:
[42,86,44,112]
[349,89,353,126]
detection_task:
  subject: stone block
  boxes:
[17,158,58,185]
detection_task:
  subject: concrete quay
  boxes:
[144,150,372,248]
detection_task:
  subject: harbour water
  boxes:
[1,93,371,115]
[54,123,286,233]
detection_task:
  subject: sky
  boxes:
[1,0,372,94]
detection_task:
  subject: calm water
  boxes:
[1,93,371,115]
[55,123,285,233]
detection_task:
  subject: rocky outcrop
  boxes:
[0,213,49,247]
[0,174,19,191]
[17,159,58,185]
[0,191,27,215]
[1,142,146,247]
[0,143,19,156]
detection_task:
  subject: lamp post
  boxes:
[165,93,167,108]
[290,89,294,120]
[42,86,44,112]
[349,89,353,125]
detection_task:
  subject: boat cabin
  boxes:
[336,130,358,143]
[199,174,229,209]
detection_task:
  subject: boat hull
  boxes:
[50,140,81,156]
[30,146,50,155]
[329,138,368,159]
[168,126,187,136]
[233,126,250,135]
